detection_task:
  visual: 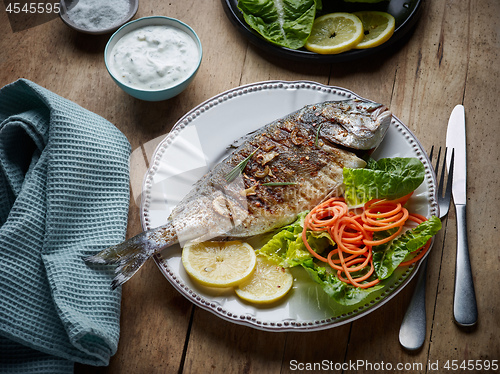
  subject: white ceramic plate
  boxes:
[141,81,438,331]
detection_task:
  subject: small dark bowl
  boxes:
[59,0,139,35]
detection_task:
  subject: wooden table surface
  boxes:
[1,0,499,373]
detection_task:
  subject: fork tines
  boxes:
[429,145,454,219]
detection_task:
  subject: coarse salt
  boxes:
[67,0,130,31]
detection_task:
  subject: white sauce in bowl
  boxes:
[108,25,200,90]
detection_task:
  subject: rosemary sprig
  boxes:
[261,182,297,186]
[225,147,259,183]
[315,123,323,146]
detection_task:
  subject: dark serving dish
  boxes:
[221,0,422,63]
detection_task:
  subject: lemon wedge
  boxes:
[305,12,364,54]
[353,11,395,49]
[182,241,257,288]
[235,256,293,304]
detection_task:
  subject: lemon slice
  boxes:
[305,12,364,54]
[182,241,257,288]
[353,11,395,49]
[235,256,293,304]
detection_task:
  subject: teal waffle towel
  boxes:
[0,79,131,373]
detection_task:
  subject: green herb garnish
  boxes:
[315,124,323,146]
[225,147,259,183]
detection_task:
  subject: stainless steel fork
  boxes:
[399,146,454,351]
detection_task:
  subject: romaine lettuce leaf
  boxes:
[258,211,333,267]
[258,213,381,305]
[343,157,425,207]
[372,215,442,280]
[301,259,383,305]
[256,154,439,307]
[237,0,318,49]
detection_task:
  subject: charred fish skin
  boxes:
[168,99,388,239]
[202,99,391,236]
[86,99,392,289]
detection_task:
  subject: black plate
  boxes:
[221,0,422,63]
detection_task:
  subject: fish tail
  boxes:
[85,223,176,289]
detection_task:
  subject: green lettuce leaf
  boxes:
[258,211,333,267]
[343,157,426,207]
[373,215,442,280]
[237,0,318,49]
[258,213,382,306]
[301,259,383,305]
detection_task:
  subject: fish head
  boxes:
[312,99,392,151]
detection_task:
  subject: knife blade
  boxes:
[445,105,478,327]
[446,105,466,204]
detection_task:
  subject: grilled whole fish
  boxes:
[87,99,392,288]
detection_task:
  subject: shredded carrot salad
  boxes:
[301,193,431,289]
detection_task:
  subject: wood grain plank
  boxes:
[89,1,253,373]
[280,326,351,374]
[427,0,500,369]
[240,47,331,86]
[0,8,196,372]
[2,0,498,373]
[326,46,400,104]
[269,22,405,374]
[340,0,474,371]
[181,15,332,374]
[184,308,287,374]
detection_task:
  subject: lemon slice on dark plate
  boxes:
[305,12,364,54]
[354,11,396,49]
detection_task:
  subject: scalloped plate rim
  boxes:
[140,80,438,332]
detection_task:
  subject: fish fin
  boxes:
[85,224,175,289]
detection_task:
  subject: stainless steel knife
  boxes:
[446,105,478,326]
